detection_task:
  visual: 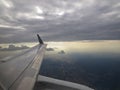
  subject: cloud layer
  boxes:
[0,44,29,51]
[0,0,120,43]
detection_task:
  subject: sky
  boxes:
[0,0,120,43]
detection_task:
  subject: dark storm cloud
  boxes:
[58,50,65,54]
[46,48,54,51]
[0,0,120,43]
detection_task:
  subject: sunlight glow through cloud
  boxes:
[46,41,120,54]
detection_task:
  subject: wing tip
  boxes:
[37,34,44,44]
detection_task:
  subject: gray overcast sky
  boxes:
[0,0,120,43]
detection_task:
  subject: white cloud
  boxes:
[0,24,25,30]
[16,12,45,20]
[54,8,65,16]
[35,6,43,14]
[102,11,119,17]
[0,0,13,8]
[113,2,120,8]
[99,10,120,21]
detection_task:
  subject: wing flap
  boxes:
[36,75,94,90]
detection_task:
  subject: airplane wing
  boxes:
[0,35,94,90]
[0,35,47,90]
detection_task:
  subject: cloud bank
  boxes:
[0,0,120,43]
[0,44,29,51]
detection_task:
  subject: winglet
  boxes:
[37,34,44,44]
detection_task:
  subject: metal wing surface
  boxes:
[0,44,47,90]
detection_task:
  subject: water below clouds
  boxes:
[40,40,120,90]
